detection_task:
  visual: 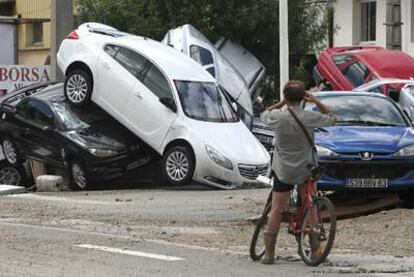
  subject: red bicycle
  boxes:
[250,171,336,266]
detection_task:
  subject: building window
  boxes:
[26,23,43,46]
[360,0,377,42]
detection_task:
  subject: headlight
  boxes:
[316,145,339,157]
[393,145,414,157]
[88,148,118,158]
[205,145,233,170]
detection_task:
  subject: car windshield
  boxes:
[53,102,89,130]
[175,81,238,122]
[305,95,408,127]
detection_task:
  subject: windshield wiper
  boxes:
[336,120,400,127]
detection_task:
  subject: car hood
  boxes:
[316,126,414,154]
[187,119,270,164]
[64,129,126,151]
[63,118,142,152]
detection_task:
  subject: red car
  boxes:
[313,46,414,91]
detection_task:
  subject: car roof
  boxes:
[82,25,216,83]
[347,49,414,79]
[313,91,388,98]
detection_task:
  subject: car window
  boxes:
[104,44,119,57]
[332,55,354,66]
[305,95,407,127]
[114,47,147,79]
[142,64,173,99]
[190,45,216,77]
[18,100,55,128]
[342,62,370,87]
[190,45,214,66]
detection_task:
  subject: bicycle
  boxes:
[250,170,336,266]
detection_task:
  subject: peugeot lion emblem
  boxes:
[359,152,374,161]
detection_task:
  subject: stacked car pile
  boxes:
[0,23,270,190]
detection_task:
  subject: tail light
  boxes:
[66,31,79,40]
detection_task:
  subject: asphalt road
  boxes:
[1,185,414,276]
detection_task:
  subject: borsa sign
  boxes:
[0,65,51,97]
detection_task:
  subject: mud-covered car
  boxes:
[0,83,152,190]
[314,46,414,91]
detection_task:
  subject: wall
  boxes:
[401,0,414,56]
[333,0,357,46]
[15,0,51,65]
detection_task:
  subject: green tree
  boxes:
[75,0,332,102]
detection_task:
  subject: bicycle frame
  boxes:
[289,177,318,236]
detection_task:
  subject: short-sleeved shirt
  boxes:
[261,105,335,185]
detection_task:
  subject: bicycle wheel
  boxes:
[298,196,336,266]
[249,203,271,261]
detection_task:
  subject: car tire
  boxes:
[69,160,90,190]
[1,138,21,166]
[162,145,195,186]
[64,69,93,107]
[0,161,29,187]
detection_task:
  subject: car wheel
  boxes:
[64,69,93,107]
[162,145,195,186]
[2,139,20,165]
[0,161,28,187]
[69,161,90,190]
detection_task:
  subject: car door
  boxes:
[96,45,145,122]
[214,38,266,99]
[15,100,63,164]
[123,61,177,152]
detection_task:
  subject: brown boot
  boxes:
[261,232,277,264]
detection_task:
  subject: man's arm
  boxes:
[304,92,331,115]
[265,99,286,112]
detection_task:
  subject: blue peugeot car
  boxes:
[304,92,414,194]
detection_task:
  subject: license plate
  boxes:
[346,179,388,188]
[126,156,151,170]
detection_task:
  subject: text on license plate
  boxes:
[346,179,388,188]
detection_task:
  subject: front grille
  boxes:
[253,133,274,152]
[324,164,409,179]
[238,164,268,180]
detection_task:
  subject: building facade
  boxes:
[0,0,51,65]
[333,0,414,56]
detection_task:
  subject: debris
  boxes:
[36,175,63,192]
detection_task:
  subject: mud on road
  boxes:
[1,186,413,259]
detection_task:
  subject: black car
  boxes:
[0,83,153,190]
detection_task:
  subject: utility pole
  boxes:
[279,0,289,99]
[51,0,73,82]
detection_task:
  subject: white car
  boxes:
[57,23,270,189]
[354,78,414,121]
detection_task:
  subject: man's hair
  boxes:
[283,80,305,102]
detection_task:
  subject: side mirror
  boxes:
[159,97,177,113]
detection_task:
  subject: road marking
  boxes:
[0,221,246,256]
[76,244,185,261]
[7,194,121,205]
